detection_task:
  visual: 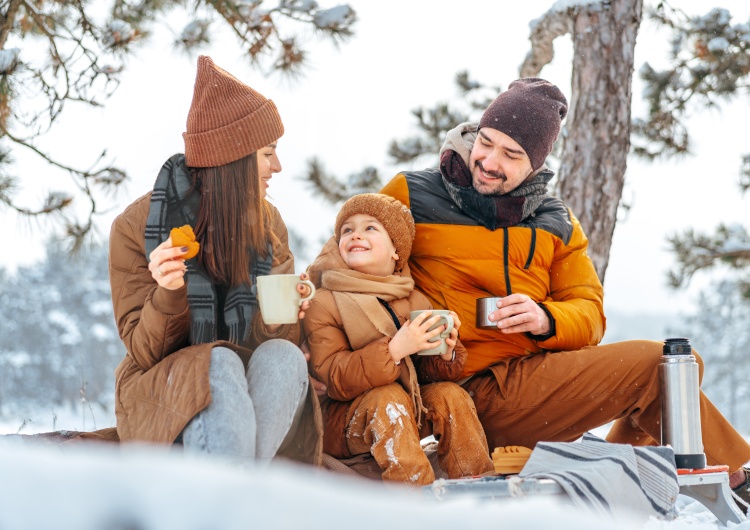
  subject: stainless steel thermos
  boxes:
[659,337,707,469]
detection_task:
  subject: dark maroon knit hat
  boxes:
[478,78,568,170]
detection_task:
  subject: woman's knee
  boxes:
[211,346,246,374]
[209,347,249,395]
[249,339,307,381]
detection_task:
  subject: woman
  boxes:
[108,55,322,467]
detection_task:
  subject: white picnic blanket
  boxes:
[518,433,679,522]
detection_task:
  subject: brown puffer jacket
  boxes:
[109,191,322,465]
[303,274,467,457]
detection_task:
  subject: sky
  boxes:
[0,437,744,530]
[2,0,750,321]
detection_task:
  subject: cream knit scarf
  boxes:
[321,270,412,348]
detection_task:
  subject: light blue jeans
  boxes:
[181,340,308,468]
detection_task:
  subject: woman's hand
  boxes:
[148,237,188,290]
[297,272,312,321]
[388,310,444,364]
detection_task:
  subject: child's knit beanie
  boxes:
[335,194,415,273]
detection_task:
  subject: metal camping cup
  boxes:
[476,297,503,329]
[409,310,454,356]
[659,337,707,469]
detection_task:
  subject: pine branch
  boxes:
[302,157,380,206]
[741,154,750,193]
[667,224,750,289]
[2,129,127,249]
[303,157,349,204]
[0,0,24,48]
[635,5,750,160]
[0,0,356,254]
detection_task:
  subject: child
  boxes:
[304,193,493,485]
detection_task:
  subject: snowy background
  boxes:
[2,0,748,434]
[1,0,750,527]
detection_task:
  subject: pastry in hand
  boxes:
[169,225,200,260]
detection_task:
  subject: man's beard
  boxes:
[473,161,507,196]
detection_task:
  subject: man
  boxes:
[380,77,750,507]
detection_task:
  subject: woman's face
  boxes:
[258,142,282,198]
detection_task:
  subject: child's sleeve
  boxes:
[414,339,467,384]
[303,292,402,402]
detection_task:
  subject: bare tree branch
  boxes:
[0,0,356,252]
[520,8,574,78]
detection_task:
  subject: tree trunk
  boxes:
[521,0,643,282]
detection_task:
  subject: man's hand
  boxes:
[488,294,550,335]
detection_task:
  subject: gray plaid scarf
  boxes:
[144,154,272,346]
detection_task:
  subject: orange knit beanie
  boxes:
[182,56,284,168]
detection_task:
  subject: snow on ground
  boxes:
[1,406,748,528]
[0,402,115,435]
[0,437,745,530]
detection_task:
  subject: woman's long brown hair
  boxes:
[190,151,273,286]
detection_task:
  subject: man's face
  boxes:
[469,128,534,196]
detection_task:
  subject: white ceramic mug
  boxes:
[257,274,316,325]
[409,310,455,356]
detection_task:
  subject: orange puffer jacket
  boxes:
[380,169,605,377]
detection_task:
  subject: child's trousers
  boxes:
[345,382,494,486]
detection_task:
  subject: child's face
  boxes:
[338,214,399,276]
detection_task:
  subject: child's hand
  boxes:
[449,311,461,332]
[388,311,444,364]
[440,325,459,362]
